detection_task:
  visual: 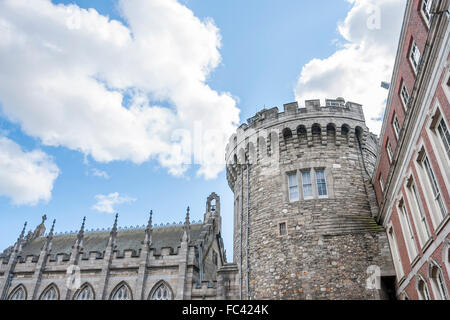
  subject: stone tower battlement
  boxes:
[226,97,394,300]
[225,98,378,191]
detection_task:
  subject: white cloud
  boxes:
[0,0,240,179]
[91,168,110,179]
[92,192,136,214]
[294,0,405,134]
[0,136,60,205]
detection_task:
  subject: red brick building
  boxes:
[373,0,450,299]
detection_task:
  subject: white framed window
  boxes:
[421,154,447,221]
[436,117,450,160]
[400,82,410,110]
[421,0,433,26]
[406,179,431,248]
[409,41,421,73]
[379,174,385,193]
[301,170,313,199]
[287,172,299,202]
[315,169,328,197]
[393,114,401,139]
[398,199,419,262]
[429,263,448,300]
[417,277,431,300]
[386,140,394,163]
[388,225,404,282]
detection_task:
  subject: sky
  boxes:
[0,0,406,260]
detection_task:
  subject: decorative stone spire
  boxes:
[111,213,118,236]
[182,206,190,242]
[143,210,153,246]
[185,206,190,226]
[46,219,56,243]
[107,213,119,249]
[32,214,47,239]
[77,216,86,242]
[18,222,27,242]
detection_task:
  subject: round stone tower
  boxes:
[225,98,394,300]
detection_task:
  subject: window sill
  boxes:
[410,254,421,267]
[421,237,434,253]
[435,214,450,236]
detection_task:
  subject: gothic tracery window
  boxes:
[150,283,172,300]
[9,286,26,300]
[40,285,58,300]
[111,283,131,300]
[75,284,94,300]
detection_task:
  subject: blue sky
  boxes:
[0,0,405,260]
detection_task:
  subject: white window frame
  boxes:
[315,168,328,198]
[420,0,433,27]
[420,153,447,223]
[406,177,431,248]
[287,172,299,202]
[379,174,385,193]
[400,81,410,110]
[388,224,404,282]
[442,63,450,102]
[386,140,394,163]
[417,276,431,300]
[409,41,421,74]
[301,170,314,200]
[393,114,401,140]
[429,261,449,300]
[397,199,419,262]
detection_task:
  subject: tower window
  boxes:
[279,222,287,236]
[315,169,328,197]
[301,170,313,199]
[288,172,299,202]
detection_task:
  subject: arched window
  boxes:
[297,125,307,146]
[341,124,350,144]
[75,283,95,300]
[40,284,59,300]
[311,124,321,145]
[430,263,448,300]
[417,277,431,300]
[257,136,266,159]
[110,283,132,300]
[8,285,26,300]
[355,126,363,146]
[150,282,173,300]
[327,124,336,145]
[282,128,292,140]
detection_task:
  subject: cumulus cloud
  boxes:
[92,192,136,214]
[91,168,110,179]
[0,136,60,205]
[294,0,405,134]
[0,0,240,179]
